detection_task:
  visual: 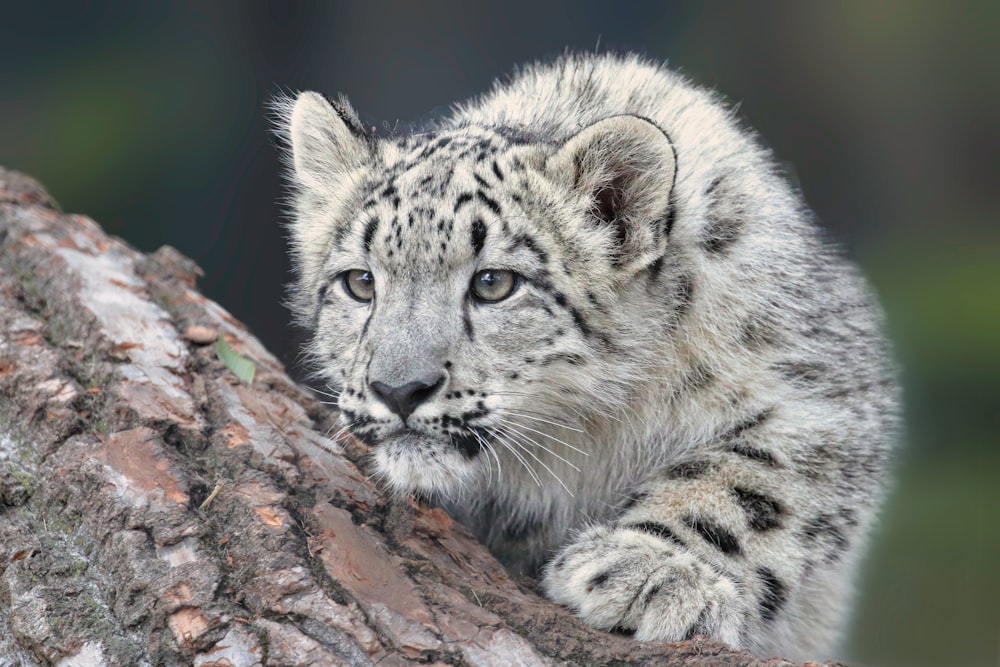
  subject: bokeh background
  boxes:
[1,2,996,665]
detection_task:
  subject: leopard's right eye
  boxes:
[342,269,374,302]
[471,269,518,303]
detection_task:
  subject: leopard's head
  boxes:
[276,91,679,496]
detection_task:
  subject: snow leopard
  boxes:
[274,53,898,661]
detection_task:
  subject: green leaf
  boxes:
[215,335,255,384]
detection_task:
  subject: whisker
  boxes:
[488,428,542,487]
[312,385,342,400]
[494,417,590,457]
[474,431,503,487]
[502,410,584,433]
[495,422,582,472]
[326,419,354,444]
[494,425,574,496]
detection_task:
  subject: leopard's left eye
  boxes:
[471,269,519,303]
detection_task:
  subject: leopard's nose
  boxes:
[369,376,444,422]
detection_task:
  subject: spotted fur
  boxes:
[274,53,899,661]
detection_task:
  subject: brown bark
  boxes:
[0,167,828,666]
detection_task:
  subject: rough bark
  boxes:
[0,167,830,666]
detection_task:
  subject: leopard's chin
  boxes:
[370,429,482,496]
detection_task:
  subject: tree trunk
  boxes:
[0,167,827,666]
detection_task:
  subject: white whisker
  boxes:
[503,410,584,433]
[494,417,590,457]
[488,428,542,487]
[495,422,582,472]
[493,425,574,496]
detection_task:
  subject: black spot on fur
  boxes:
[539,352,584,366]
[665,460,712,480]
[569,307,592,337]
[342,409,374,430]
[722,409,773,440]
[460,405,488,421]
[450,431,482,459]
[622,522,685,547]
[510,233,549,264]
[453,192,474,213]
[733,488,783,531]
[476,190,501,215]
[800,510,855,563]
[757,567,786,621]
[587,571,611,591]
[470,218,487,255]
[647,256,664,283]
[684,516,741,555]
[363,217,379,251]
[473,173,490,189]
[643,583,663,606]
[730,443,779,467]
[462,310,474,340]
[701,214,743,254]
[333,225,350,248]
[671,365,715,400]
[492,159,505,181]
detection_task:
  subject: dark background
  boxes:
[1,2,997,665]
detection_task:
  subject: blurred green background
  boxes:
[1,2,996,665]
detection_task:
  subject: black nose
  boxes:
[369,377,444,421]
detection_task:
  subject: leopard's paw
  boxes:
[542,524,745,645]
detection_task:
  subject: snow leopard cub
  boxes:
[276,53,898,661]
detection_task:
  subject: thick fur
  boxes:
[274,53,898,661]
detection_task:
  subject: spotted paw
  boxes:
[542,524,745,644]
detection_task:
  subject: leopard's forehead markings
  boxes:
[356,128,520,270]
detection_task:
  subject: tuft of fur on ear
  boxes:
[546,115,676,272]
[270,91,373,323]
[281,91,372,191]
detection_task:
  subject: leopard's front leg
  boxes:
[543,410,873,657]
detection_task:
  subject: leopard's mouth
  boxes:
[366,426,489,495]
[355,423,486,459]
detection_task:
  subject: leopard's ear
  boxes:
[546,115,676,271]
[277,91,372,191]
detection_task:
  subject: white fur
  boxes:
[276,53,899,662]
